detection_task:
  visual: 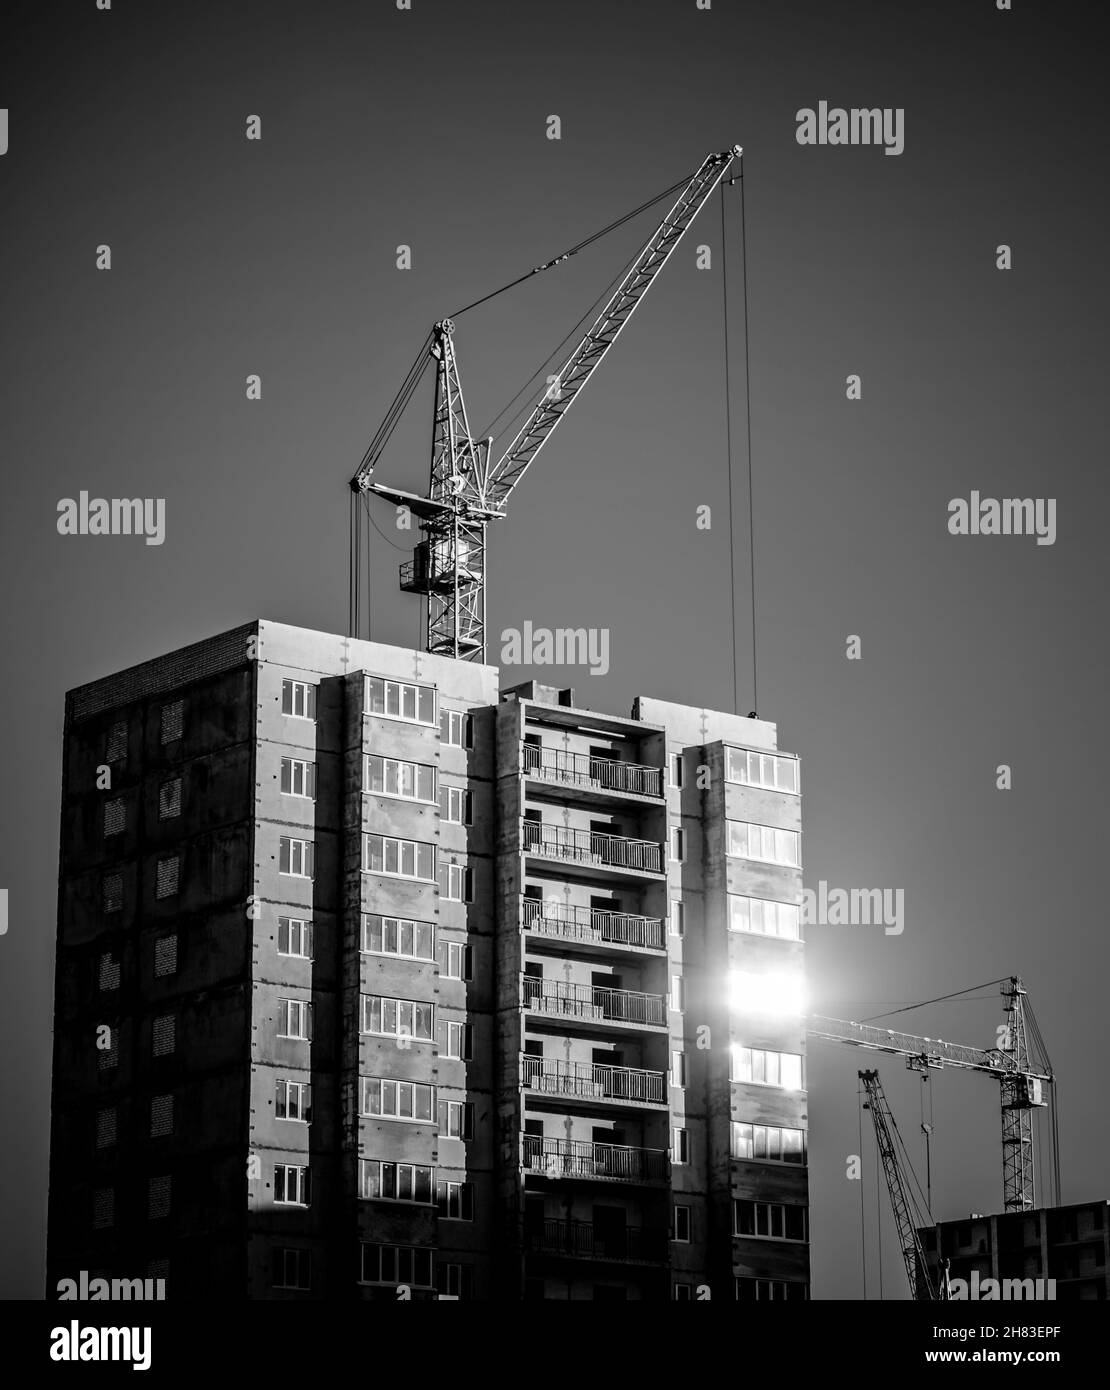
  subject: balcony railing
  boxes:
[521,897,665,950]
[522,743,662,798]
[525,1217,668,1263]
[522,1055,667,1105]
[522,976,667,1027]
[522,1136,668,1184]
[521,821,663,873]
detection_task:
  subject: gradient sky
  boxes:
[1,0,1107,1300]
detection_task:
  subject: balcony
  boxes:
[522,1055,667,1108]
[522,743,663,800]
[522,1135,669,1185]
[522,976,667,1030]
[521,821,663,875]
[525,1217,669,1264]
[522,897,665,953]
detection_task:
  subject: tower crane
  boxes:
[859,1069,945,1300]
[808,976,1055,1214]
[350,146,744,660]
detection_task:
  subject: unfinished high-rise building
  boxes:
[48,620,808,1300]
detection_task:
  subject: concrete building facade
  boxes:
[921,1201,1110,1301]
[48,620,809,1301]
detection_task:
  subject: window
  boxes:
[155,855,180,899]
[440,708,472,748]
[725,746,799,794]
[102,872,123,914]
[281,680,316,719]
[671,1051,686,1087]
[669,752,684,789]
[364,754,434,802]
[669,900,685,937]
[731,1122,807,1165]
[443,941,471,980]
[153,934,178,978]
[274,1164,310,1206]
[363,834,434,881]
[275,1079,312,1122]
[277,917,314,959]
[670,975,685,1011]
[160,700,183,745]
[674,1283,693,1301]
[150,1094,174,1138]
[440,1100,473,1140]
[733,1200,807,1241]
[148,1175,171,1220]
[93,1188,114,1229]
[674,1204,692,1243]
[158,778,181,820]
[440,1180,474,1221]
[438,1263,472,1299]
[361,1077,435,1123]
[443,1021,472,1060]
[96,1107,117,1149]
[439,784,472,825]
[280,758,316,799]
[731,1046,804,1090]
[438,860,472,902]
[670,826,685,862]
[672,1127,689,1164]
[104,798,125,837]
[727,821,800,868]
[362,914,434,961]
[279,999,312,1040]
[279,837,315,879]
[361,995,434,1042]
[106,720,127,762]
[152,1014,176,1056]
[364,675,435,725]
[273,1248,311,1291]
[735,1277,808,1301]
[360,1243,434,1289]
[728,894,801,941]
[360,1161,433,1204]
[98,952,121,992]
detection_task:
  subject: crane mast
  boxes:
[351,146,743,661]
[859,1069,944,1300]
[808,977,1052,1212]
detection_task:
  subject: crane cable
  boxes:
[858,1078,869,1299]
[721,161,759,715]
[354,329,435,485]
[860,977,1009,1025]
[875,1123,884,1299]
[721,185,739,716]
[448,171,695,321]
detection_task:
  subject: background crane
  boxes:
[808,976,1056,1214]
[349,146,744,659]
[859,1068,945,1300]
